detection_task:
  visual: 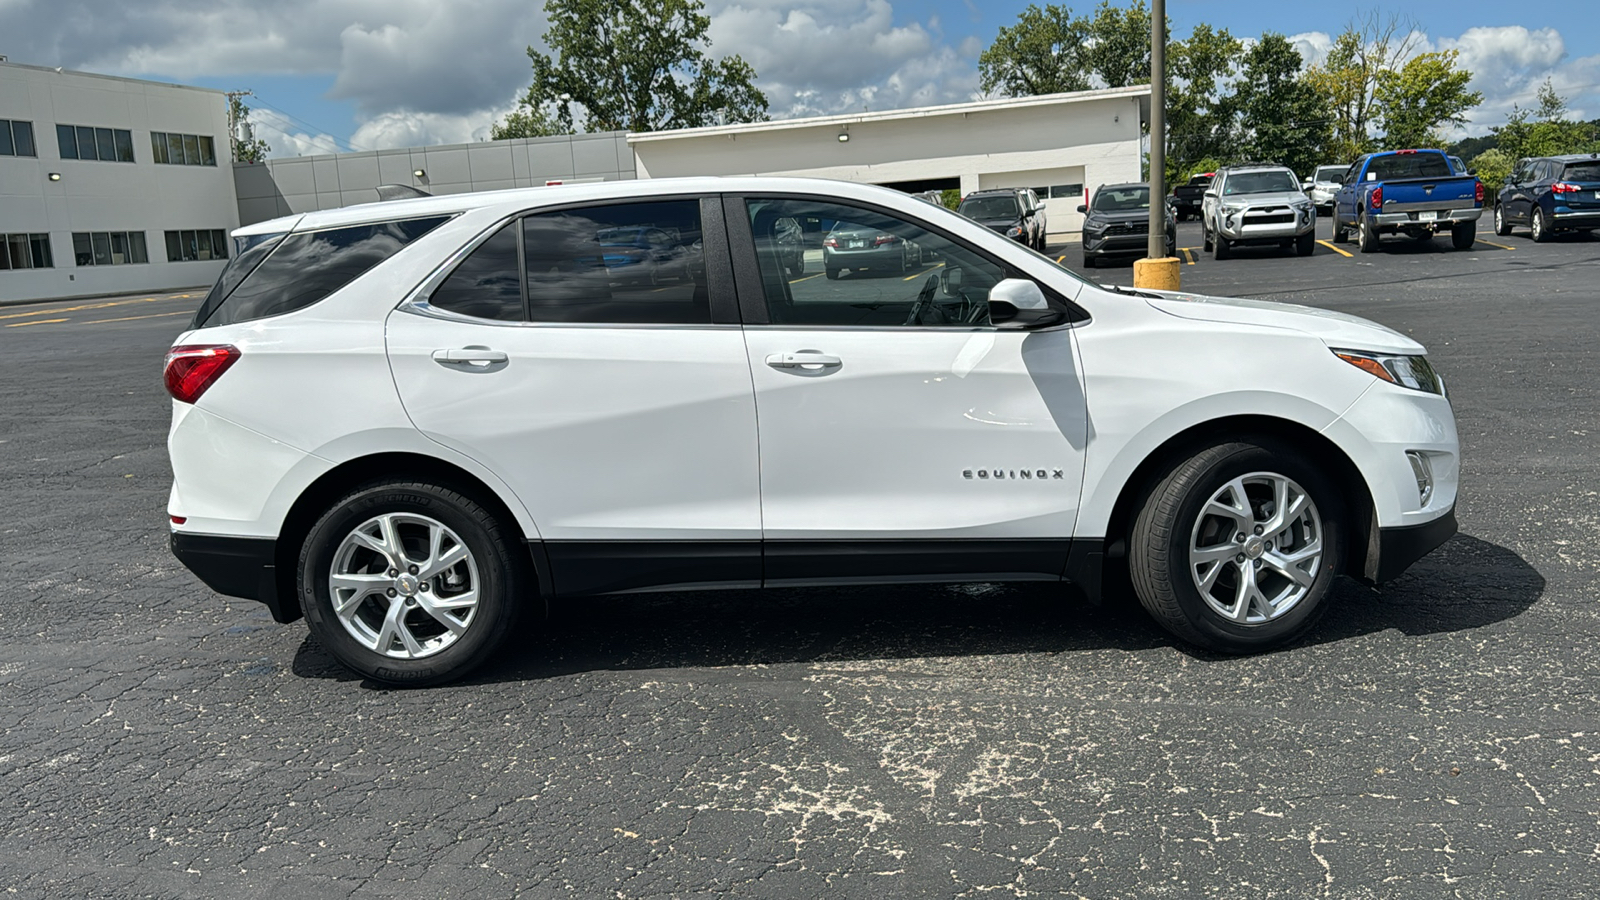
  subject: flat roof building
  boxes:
[0,60,239,304]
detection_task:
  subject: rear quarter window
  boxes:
[193,215,451,328]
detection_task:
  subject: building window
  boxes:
[71,232,149,266]
[0,119,37,157]
[0,234,54,270]
[56,124,136,162]
[165,229,232,262]
[151,131,216,166]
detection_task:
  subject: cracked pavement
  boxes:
[2,230,1598,898]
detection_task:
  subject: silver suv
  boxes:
[1202,164,1317,259]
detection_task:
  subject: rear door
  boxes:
[731,194,1088,584]
[387,196,762,594]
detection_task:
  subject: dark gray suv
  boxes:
[1078,183,1176,267]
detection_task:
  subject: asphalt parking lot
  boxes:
[2,217,1598,898]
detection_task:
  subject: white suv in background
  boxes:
[166,177,1459,685]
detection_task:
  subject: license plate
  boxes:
[1418,211,1437,222]
[849,240,865,249]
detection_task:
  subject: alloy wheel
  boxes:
[328,512,481,658]
[1188,472,1323,625]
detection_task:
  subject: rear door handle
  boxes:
[432,347,508,366]
[765,351,842,370]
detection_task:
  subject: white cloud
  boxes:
[1288,32,1333,70]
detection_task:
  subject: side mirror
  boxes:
[1203,190,1217,199]
[1468,170,1477,177]
[940,266,964,296]
[1301,181,1313,190]
[987,279,1064,329]
[1076,204,1087,213]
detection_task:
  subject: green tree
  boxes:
[490,102,566,140]
[1235,33,1327,178]
[228,95,270,163]
[504,0,767,135]
[1492,79,1600,164]
[1467,147,1513,194]
[979,1,1157,97]
[1374,50,1482,149]
[1305,11,1421,162]
[1166,23,1241,180]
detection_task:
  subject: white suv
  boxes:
[166,177,1459,685]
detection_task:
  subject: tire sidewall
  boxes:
[1149,443,1345,651]
[299,483,520,686]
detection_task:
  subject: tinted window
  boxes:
[1563,161,1600,182]
[195,216,449,328]
[56,124,77,159]
[1315,166,1345,182]
[430,222,523,321]
[958,196,1020,219]
[748,197,1006,327]
[1364,153,1452,181]
[521,200,708,324]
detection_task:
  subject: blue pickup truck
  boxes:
[1332,149,1484,252]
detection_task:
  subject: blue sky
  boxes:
[2,0,1594,156]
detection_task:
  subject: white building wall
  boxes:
[0,62,238,304]
[630,87,1146,237]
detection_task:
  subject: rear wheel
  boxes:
[825,267,841,280]
[299,481,528,686]
[1129,441,1344,653]
[1357,213,1378,253]
[1296,231,1316,256]
[1451,220,1476,250]
[1531,206,1550,242]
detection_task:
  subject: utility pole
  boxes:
[225,90,254,162]
[1134,0,1179,290]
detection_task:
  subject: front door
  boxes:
[387,197,762,594]
[732,195,1088,584]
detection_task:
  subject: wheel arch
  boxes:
[270,451,549,623]
[1097,414,1376,587]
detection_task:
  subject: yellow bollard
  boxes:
[1132,256,1181,292]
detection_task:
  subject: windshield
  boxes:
[958,196,1020,220]
[1222,171,1300,195]
[1092,186,1150,211]
[1315,166,1346,182]
[1562,162,1600,182]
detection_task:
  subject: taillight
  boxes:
[164,344,239,404]
[1371,186,1383,209]
[823,237,838,248]
[1475,181,1485,203]
[1552,182,1579,194]
[873,234,899,245]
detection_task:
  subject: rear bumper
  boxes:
[1372,507,1458,583]
[1551,210,1600,228]
[1372,208,1483,227]
[170,531,299,623]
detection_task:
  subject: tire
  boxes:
[1357,213,1378,253]
[1531,206,1550,243]
[1494,204,1511,236]
[825,267,841,280]
[1082,254,1096,269]
[1451,220,1476,250]
[1213,233,1232,260]
[1128,440,1345,653]
[1331,217,1348,244]
[298,480,529,686]
[1296,231,1316,257]
[790,253,805,277]
[1202,220,1214,252]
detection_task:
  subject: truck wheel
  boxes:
[1493,205,1511,236]
[1296,232,1316,257]
[1331,218,1348,243]
[1451,220,1476,250]
[1128,440,1344,653]
[1357,213,1378,253]
[1213,233,1232,260]
[1202,220,1214,252]
[1531,207,1550,243]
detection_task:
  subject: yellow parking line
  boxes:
[1056,254,1066,263]
[82,310,194,325]
[1477,239,1516,251]
[788,272,824,284]
[0,294,189,322]
[5,318,69,328]
[901,262,944,281]
[1316,240,1353,258]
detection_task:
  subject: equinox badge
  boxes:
[964,469,1064,480]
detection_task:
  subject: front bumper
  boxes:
[1084,231,1175,257]
[170,531,298,622]
[1215,210,1316,242]
[1372,507,1458,582]
[1308,188,1338,207]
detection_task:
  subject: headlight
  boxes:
[1082,219,1107,233]
[1006,226,1024,237]
[1333,349,1444,395]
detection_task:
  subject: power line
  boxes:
[244,95,372,154]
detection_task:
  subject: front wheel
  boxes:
[1331,217,1348,243]
[1494,205,1511,236]
[1296,231,1316,256]
[1213,233,1232,260]
[299,481,529,686]
[1129,441,1344,653]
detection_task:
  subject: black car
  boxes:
[1169,173,1212,221]
[1494,154,1600,242]
[956,189,1045,250]
[1078,183,1176,267]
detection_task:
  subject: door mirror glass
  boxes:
[940,266,964,296]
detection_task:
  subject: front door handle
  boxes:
[432,347,508,367]
[766,351,842,370]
